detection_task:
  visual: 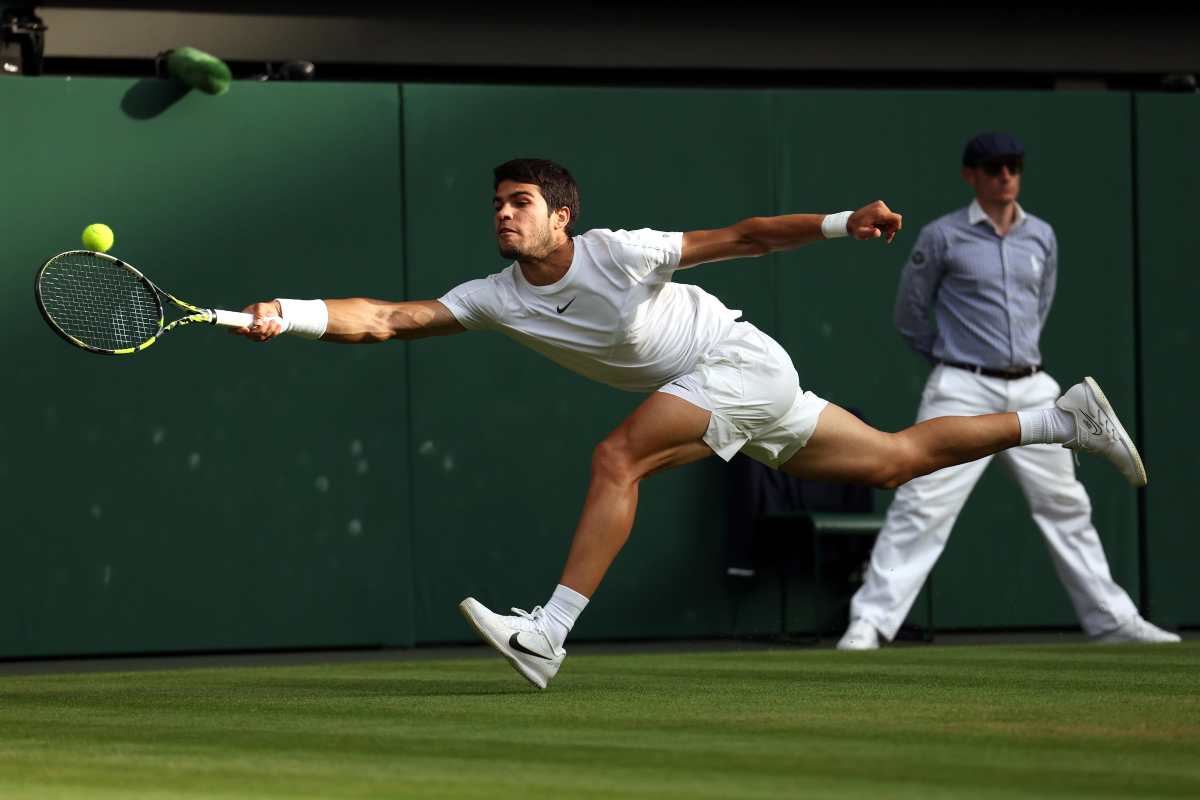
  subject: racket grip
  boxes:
[210,308,292,333]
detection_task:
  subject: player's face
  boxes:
[493,181,559,259]
[963,158,1022,206]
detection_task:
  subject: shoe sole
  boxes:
[458,598,549,690]
[1084,376,1148,488]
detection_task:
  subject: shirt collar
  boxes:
[969,198,1027,233]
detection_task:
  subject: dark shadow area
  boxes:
[120,77,188,120]
[9,631,1191,677]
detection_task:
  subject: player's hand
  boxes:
[848,201,902,244]
[234,300,286,342]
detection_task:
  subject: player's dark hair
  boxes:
[493,158,581,235]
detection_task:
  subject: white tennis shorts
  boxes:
[657,321,828,468]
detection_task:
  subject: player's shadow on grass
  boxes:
[287,677,533,697]
[379,681,531,697]
[121,79,189,120]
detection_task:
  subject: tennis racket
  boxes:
[34,250,290,355]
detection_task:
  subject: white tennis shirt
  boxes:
[439,228,742,392]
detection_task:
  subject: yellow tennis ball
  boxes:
[82,223,114,253]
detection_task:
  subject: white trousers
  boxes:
[849,365,1139,640]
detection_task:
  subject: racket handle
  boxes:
[210,308,292,333]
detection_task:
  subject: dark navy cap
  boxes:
[962,132,1025,166]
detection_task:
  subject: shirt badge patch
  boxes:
[911,250,926,265]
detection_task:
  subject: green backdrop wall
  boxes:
[1135,93,1200,628]
[0,78,1190,658]
[0,78,414,657]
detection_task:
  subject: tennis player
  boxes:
[236,158,1146,689]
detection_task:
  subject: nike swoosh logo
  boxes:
[509,633,553,660]
[1080,410,1104,437]
[555,297,576,314]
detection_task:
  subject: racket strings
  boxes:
[39,253,161,351]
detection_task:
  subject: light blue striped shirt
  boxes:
[893,199,1058,369]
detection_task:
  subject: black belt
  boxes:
[939,360,1041,380]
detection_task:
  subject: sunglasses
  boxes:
[978,157,1024,177]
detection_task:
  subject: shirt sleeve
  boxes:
[893,223,948,362]
[1039,229,1058,329]
[598,228,684,284]
[438,276,501,331]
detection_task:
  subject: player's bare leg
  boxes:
[780,403,1020,487]
[557,391,714,596]
[459,391,712,688]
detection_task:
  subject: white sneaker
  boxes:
[837,619,880,651]
[1093,616,1182,644]
[458,597,565,689]
[1056,377,1148,487]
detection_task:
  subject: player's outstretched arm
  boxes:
[678,200,902,269]
[234,298,465,343]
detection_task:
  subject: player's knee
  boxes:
[591,437,637,486]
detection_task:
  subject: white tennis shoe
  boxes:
[1055,377,1148,488]
[458,597,565,689]
[1092,616,1181,644]
[836,619,880,651]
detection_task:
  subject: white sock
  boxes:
[542,584,589,650]
[1017,408,1077,445]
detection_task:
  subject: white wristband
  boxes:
[275,298,328,340]
[821,211,852,239]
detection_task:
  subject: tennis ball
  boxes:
[82,223,114,253]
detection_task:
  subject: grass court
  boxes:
[1,642,1196,798]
